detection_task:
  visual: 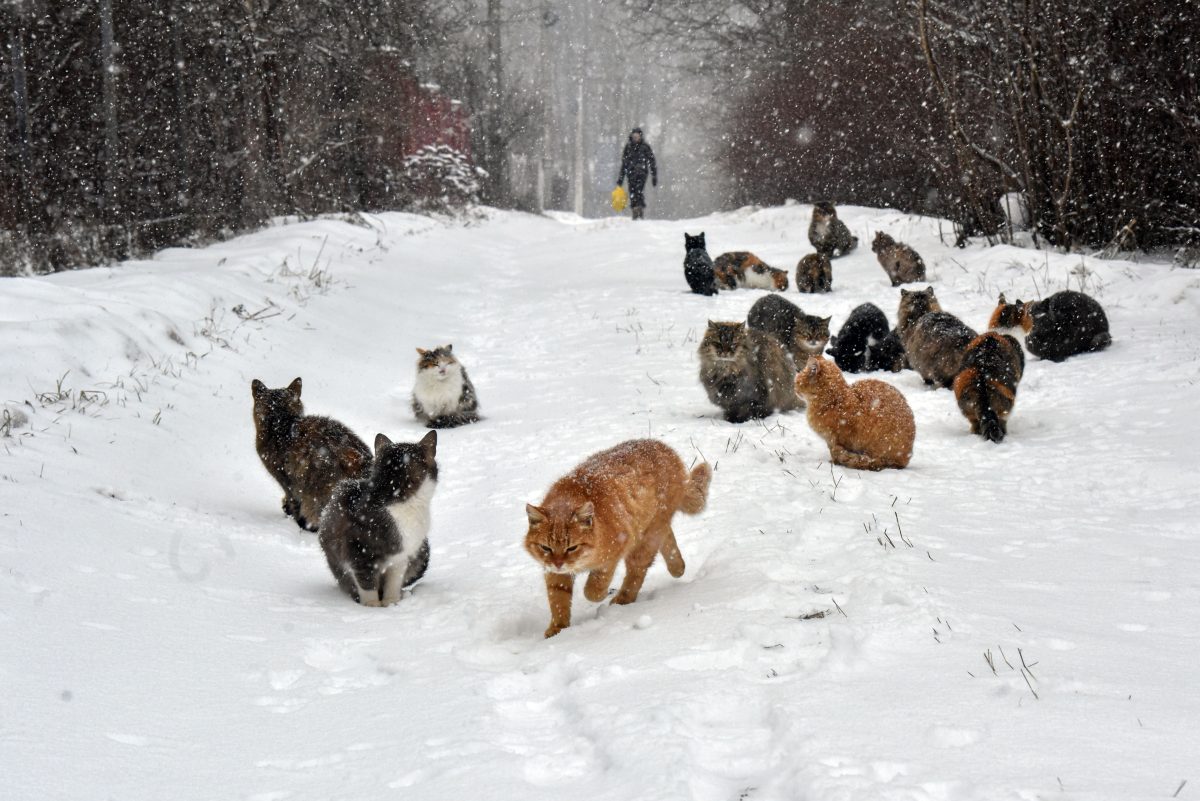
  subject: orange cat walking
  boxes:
[794,355,915,470]
[524,439,712,638]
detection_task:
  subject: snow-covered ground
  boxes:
[3,204,1199,801]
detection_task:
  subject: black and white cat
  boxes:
[413,345,479,428]
[318,431,437,606]
[829,303,905,373]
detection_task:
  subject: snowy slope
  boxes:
[2,205,1199,801]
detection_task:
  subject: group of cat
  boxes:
[251,345,712,639]
[250,345,480,607]
[683,201,930,297]
[690,202,1113,469]
[246,202,1112,640]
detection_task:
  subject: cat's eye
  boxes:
[566,545,579,553]
[539,545,553,554]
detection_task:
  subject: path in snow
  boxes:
[2,206,1199,800]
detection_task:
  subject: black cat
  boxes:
[683,232,718,296]
[829,303,905,373]
[1025,290,1112,362]
[318,431,437,606]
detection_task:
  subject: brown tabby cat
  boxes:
[953,333,1025,443]
[808,202,858,257]
[713,252,789,291]
[794,252,833,293]
[746,294,831,365]
[905,313,977,388]
[897,287,975,388]
[896,286,942,338]
[524,439,712,638]
[794,356,915,471]
[871,232,927,286]
[698,321,803,423]
[251,378,372,531]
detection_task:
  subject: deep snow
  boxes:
[2,205,1199,801]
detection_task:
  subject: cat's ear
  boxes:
[572,501,595,528]
[287,377,302,397]
[416,347,428,356]
[900,288,910,297]
[821,316,832,325]
[251,379,266,398]
[526,504,548,525]
[374,433,393,454]
[998,292,1007,304]
[445,344,453,353]
[418,430,437,461]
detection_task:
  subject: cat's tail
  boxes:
[1090,331,1112,352]
[681,463,712,515]
[978,404,1005,443]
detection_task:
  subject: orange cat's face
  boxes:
[794,355,837,398]
[524,503,597,574]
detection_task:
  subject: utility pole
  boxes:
[8,17,34,237]
[485,0,506,205]
[536,1,552,211]
[573,76,583,216]
[99,0,120,226]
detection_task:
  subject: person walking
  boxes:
[617,127,657,220]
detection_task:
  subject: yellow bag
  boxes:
[611,185,628,213]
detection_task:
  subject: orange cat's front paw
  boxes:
[544,623,566,638]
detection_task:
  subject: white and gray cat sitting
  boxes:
[412,344,479,428]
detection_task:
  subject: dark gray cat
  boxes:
[1025,290,1112,361]
[318,431,437,606]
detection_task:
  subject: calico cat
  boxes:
[828,303,905,373]
[746,294,831,365]
[871,231,927,286]
[682,232,718,296]
[953,333,1025,443]
[1024,291,1112,361]
[808,202,858,257]
[713,252,789,291]
[794,356,915,470]
[988,293,1033,334]
[413,345,479,428]
[795,252,833,293]
[251,377,372,531]
[318,431,437,606]
[524,439,711,638]
[698,321,803,423]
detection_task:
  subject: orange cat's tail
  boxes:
[681,463,712,515]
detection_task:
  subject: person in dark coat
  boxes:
[617,127,657,220]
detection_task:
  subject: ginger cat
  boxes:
[794,356,915,470]
[524,439,712,638]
